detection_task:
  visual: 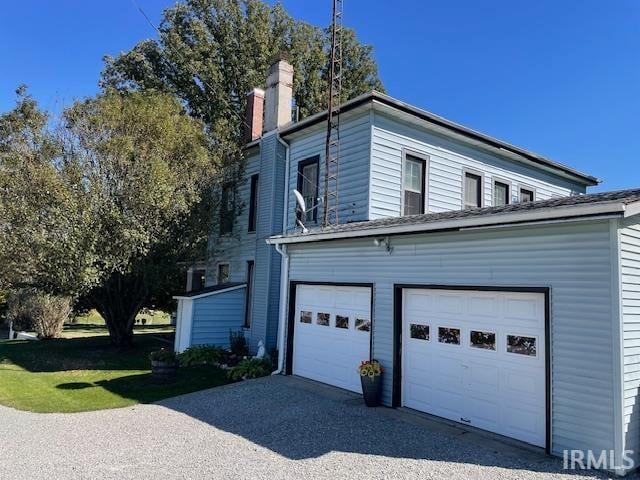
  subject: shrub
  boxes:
[150,348,177,363]
[229,330,249,357]
[6,290,71,338]
[178,345,225,367]
[228,358,273,381]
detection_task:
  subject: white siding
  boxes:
[285,110,372,232]
[620,216,640,458]
[370,112,587,219]
[286,220,615,458]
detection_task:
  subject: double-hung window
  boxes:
[297,156,319,223]
[403,154,426,216]
[493,180,510,207]
[248,174,259,233]
[464,172,483,209]
[217,263,230,285]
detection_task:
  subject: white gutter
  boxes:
[272,136,291,375]
[266,201,627,245]
[173,283,246,301]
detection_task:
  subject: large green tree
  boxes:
[101,0,384,142]
[0,88,220,348]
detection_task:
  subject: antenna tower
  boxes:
[322,0,344,227]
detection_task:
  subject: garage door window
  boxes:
[317,312,330,326]
[410,324,429,340]
[470,330,496,351]
[506,335,537,357]
[355,318,371,332]
[336,315,349,329]
[300,311,312,324]
[438,327,461,345]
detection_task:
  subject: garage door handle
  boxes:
[460,417,471,423]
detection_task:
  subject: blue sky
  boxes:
[1,0,638,191]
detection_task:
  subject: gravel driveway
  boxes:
[0,375,617,479]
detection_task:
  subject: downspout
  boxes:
[272,136,290,375]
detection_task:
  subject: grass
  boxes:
[0,334,232,413]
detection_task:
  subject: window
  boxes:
[410,324,429,340]
[335,315,349,329]
[520,188,534,203]
[220,183,234,234]
[464,172,482,209]
[403,154,426,215]
[217,263,229,284]
[189,269,206,292]
[438,327,461,345]
[297,157,319,223]
[355,317,371,332]
[248,174,259,233]
[316,312,330,326]
[300,311,312,324]
[470,330,496,350]
[506,335,537,357]
[243,260,254,328]
[493,181,510,207]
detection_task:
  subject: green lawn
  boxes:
[0,334,232,413]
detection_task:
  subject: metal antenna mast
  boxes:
[322,0,344,227]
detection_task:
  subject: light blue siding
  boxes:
[285,110,372,232]
[190,288,246,347]
[370,111,587,219]
[286,220,615,458]
[620,216,640,459]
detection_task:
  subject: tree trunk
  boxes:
[90,271,148,349]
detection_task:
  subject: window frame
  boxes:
[296,156,320,224]
[462,169,484,209]
[401,150,428,216]
[216,262,230,285]
[519,186,536,203]
[247,174,259,233]
[493,178,511,207]
[243,260,254,328]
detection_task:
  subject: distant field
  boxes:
[69,309,171,326]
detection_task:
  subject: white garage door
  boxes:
[402,288,546,447]
[293,284,372,393]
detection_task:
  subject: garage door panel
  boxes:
[293,285,371,394]
[402,288,546,448]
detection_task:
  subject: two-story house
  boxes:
[174,58,640,475]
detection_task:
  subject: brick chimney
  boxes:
[264,56,293,132]
[243,88,265,143]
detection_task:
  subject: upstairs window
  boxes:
[297,156,319,223]
[220,183,234,235]
[493,181,510,207]
[403,154,426,215]
[217,263,230,284]
[464,172,482,209]
[520,187,535,203]
[248,174,259,233]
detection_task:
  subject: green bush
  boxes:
[178,345,225,367]
[6,290,71,338]
[228,358,273,381]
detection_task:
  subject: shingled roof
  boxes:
[268,188,640,245]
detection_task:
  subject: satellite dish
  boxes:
[293,189,306,213]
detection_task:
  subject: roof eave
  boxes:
[267,201,627,245]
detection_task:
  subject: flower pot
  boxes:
[360,374,382,407]
[151,360,177,381]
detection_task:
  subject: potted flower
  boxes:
[358,359,383,407]
[150,348,178,380]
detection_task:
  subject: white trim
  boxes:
[267,201,627,245]
[174,298,195,353]
[610,218,626,475]
[173,283,246,301]
[623,200,640,218]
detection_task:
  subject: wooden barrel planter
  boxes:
[151,360,177,381]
